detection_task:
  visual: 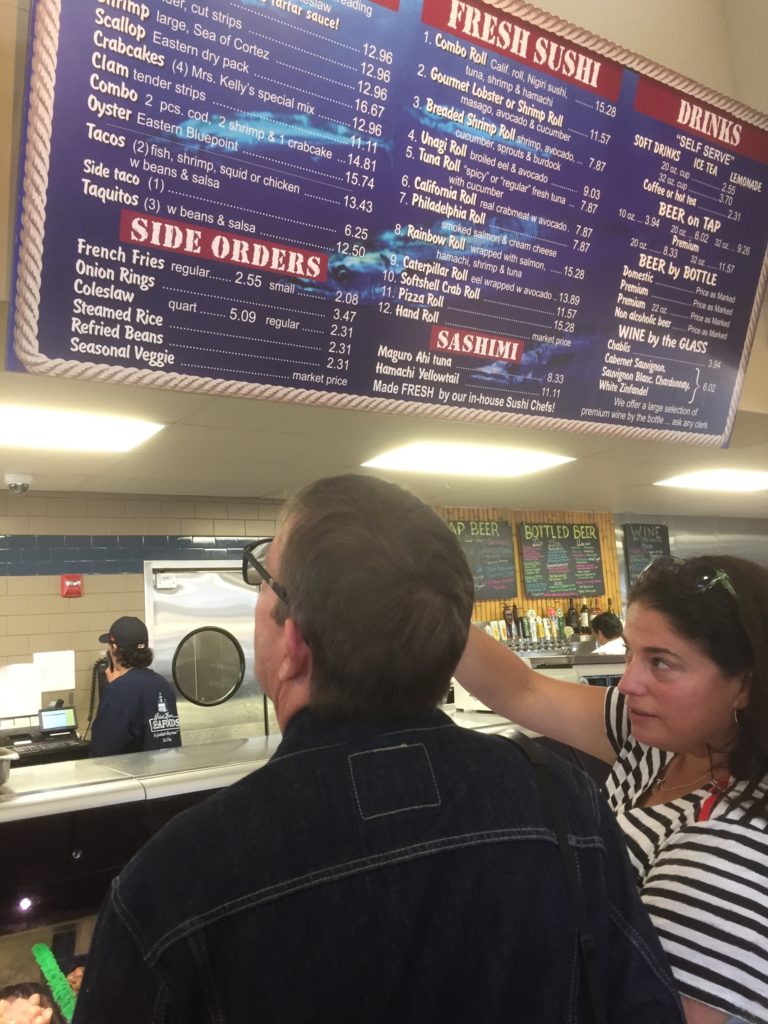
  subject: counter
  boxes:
[1,735,282,933]
[0,734,281,823]
[0,713,514,823]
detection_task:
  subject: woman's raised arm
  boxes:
[455,625,616,764]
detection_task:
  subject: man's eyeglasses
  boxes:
[242,539,289,604]
[638,555,738,600]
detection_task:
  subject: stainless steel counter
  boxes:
[0,712,512,823]
[0,735,281,823]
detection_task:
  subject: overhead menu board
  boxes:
[623,522,670,585]
[519,521,604,597]
[8,0,768,445]
[447,518,517,599]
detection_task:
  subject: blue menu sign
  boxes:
[8,0,768,445]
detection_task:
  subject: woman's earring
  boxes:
[734,707,740,725]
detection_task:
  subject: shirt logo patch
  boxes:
[148,692,180,741]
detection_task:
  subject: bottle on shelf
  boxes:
[567,597,579,633]
[503,604,516,641]
[520,613,531,642]
[579,598,591,634]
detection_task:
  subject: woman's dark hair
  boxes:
[629,554,768,818]
[114,646,154,670]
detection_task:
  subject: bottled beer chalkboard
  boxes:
[519,522,605,598]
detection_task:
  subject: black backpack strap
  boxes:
[504,732,607,1024]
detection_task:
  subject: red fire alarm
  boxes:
[61,574,84,598]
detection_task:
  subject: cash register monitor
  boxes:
[38,705,78,737]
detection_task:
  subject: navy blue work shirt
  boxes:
[90,667,181,757]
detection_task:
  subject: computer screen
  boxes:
[38,706,77,734]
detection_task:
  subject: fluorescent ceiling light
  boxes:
[654,469,768,492]
[0,404,164,452]
[363,442,574,478]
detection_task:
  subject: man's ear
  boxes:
[279,617,312,684]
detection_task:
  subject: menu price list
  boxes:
[9,0,768,444]
[623,522,670,585]
[519,521,605,598]
[448,518,517,599]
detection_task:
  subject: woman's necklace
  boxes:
[654,756,715,793]
[655,769,713,793]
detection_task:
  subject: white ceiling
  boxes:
[1,328,767,515]
[1,0,767,517]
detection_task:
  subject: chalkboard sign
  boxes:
[8,0,768,447]
[519,521,604,597]
[448,519,517,600]
[623,523,670,585]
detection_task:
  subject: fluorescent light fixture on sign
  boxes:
[654,469,768,492]
[363,442,574,478]
[0,405,164,452]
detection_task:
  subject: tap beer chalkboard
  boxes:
[448,519,517,599]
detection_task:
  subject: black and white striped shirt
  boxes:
[604,687,768,1024]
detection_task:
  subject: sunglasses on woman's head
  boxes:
[638,555,737,600]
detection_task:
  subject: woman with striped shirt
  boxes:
[456,555,768,1024]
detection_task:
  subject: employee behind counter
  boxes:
[591,611,626,655]
[90,617,182,758]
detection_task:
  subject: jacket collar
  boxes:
[273,706,455,760]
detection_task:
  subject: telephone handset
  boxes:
[84,653,111,740]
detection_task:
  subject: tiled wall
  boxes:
[3,534,262,576]
[0,492,280,543]
[0,490,282,720]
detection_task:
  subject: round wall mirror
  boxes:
[172,627,245,706]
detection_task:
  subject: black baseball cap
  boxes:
[98,616,148,649]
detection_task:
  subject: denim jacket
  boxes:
[74,709,683,1023]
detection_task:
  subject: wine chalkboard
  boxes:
[448,519,517,600]
[623,523,670,585]
[519,521,605,598]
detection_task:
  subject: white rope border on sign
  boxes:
[11,0,767,448]
[14,0,60,375]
